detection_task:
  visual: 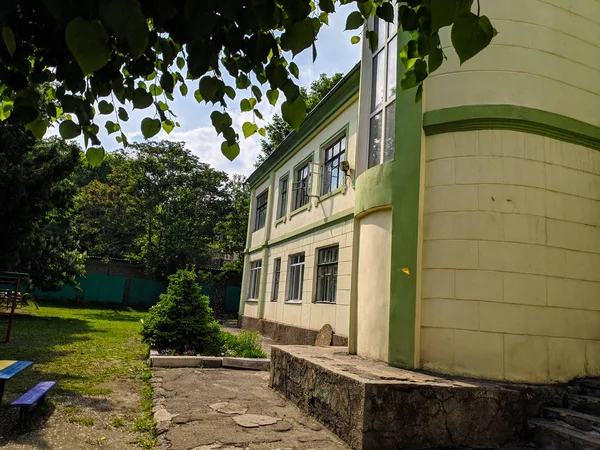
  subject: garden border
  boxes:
[149,348,270,370]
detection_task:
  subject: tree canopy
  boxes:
[0,0,495,164]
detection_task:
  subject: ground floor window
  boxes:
[248,260,261,299]
[271,258,281,302]
[286,253,305,302]
[315,246,338,303]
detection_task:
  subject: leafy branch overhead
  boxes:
[0,0,495,164]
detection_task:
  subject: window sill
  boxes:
[245,299,259,303]
[284,300,303,304]
[274,216,286,227]
[316,185,347,204]
[289,203,311,219]
[313,301,336,305]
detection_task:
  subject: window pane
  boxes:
[386,36,397,101]
[387,10,396,37]
[370,50,385,112]
[368,112,383,168]
[374,17,386,49]
[384,101,396,163]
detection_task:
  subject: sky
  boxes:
[55,6,362,178]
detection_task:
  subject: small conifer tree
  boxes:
[141,269,223,355]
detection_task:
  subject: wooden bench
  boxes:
[11,381,56,422]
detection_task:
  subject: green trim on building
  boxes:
[424,105,600,151]
[354,161,394,216]
[388,31,424,369]
[246,64,361,188]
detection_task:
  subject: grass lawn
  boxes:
[0,300,154,448]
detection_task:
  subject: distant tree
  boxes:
[215,174,251,256]
[0,124,85,290]
[255,72,343,167]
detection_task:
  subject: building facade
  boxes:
[241,0,600,384]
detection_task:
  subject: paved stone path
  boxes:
[152,368,349,450]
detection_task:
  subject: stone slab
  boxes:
[270,345,567,450]
[151,356,223,368]
[315,324,333,347]
[222,357,270,371]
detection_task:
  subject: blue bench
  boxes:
[11,381,56,422]
[0,360,33,404]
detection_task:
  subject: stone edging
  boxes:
[149,348,270,371]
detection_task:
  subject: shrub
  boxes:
[141,269,223,355]
[222,330,267,358]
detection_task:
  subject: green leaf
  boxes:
[289,62,299,79]
[351,35,361,45]
[157,101,169,111]
[25,118,47,139]
[267,89,279,106]
[236,74,251,90]
[132,88,153,109]
[367,30,378,52]
[319,12,329,25]
[141,117,161,139]
[283,18,317,56]
[281,97,306,131]
[176,57,185,70]
[98,100,114,115]
[319,0,334,13]
[221,141,240,161]
[2,26,16,57]
[160,72,174,94]
[179,83,188,96]
[345,11,364,30]
[224,85,236,100]
[430,0,473,32]
[400,70,417,90]
[258,127,266,137]
[240,99,253,112]
[376,3,394,22]
[86,147,105,167]
[118,107,129,121]
[149,84,163,96]
[210,111,233,134]
[358,0,374,18]
[415,84,423,104]
[254,109,264,120]
[162,120,174,134]
[59,120,81,139]
[451,13,497,64]
[105,120,120,134]
[193,89,203,103]
[242,121,258,138]
[251,85,262,102]
[65,18,110,74]
[126,11,149,59]
[199,76,223,102]
[428,47,444,73]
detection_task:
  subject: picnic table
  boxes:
[0,360,33,404]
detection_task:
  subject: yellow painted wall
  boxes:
[425,0,600,127]
[420,130,600,382]
[356,209,392,362]
[262,220,353,336]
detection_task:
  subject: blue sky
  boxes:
[60,6,362,178]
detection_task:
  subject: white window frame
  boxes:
[277,175,289,219]
[271,257,281,302]
[314,245,339,304]
[254,189,268,231]
[321,134,346,195]
[286,253,305,303]
[247,260,262,300]
[358,14,398,174]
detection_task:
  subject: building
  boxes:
[240,0,600,384]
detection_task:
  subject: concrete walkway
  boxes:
[151,368,349,449]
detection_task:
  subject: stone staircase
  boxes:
[528,378,600,449]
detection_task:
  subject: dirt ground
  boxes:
[151,368,349,450]
[0,378,148,449]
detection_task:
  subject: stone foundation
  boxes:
[240,315,348,346]
[270,345,566,450]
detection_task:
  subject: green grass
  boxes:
[0,300,155,447]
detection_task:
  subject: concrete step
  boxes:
[544,407,600,432]
[528,419,600,450]
[568,394,600,415]
[576,379,600,398]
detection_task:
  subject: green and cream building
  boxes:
[240,0,600,384]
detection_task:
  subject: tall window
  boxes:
[315,246,338,303]
[286,253,305,302]
[293,161,310,210]
[322,136,346,195]
[277,175,288,219]
[248,260,262,299]
[366,15,397,168]
[271,258,281,301]
[254,190,268,231]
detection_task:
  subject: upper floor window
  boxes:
[277,175,288,219]
[365,15,397,169]
[322,136,346,195]
[293,161,311,210]
[254,190,268,231]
